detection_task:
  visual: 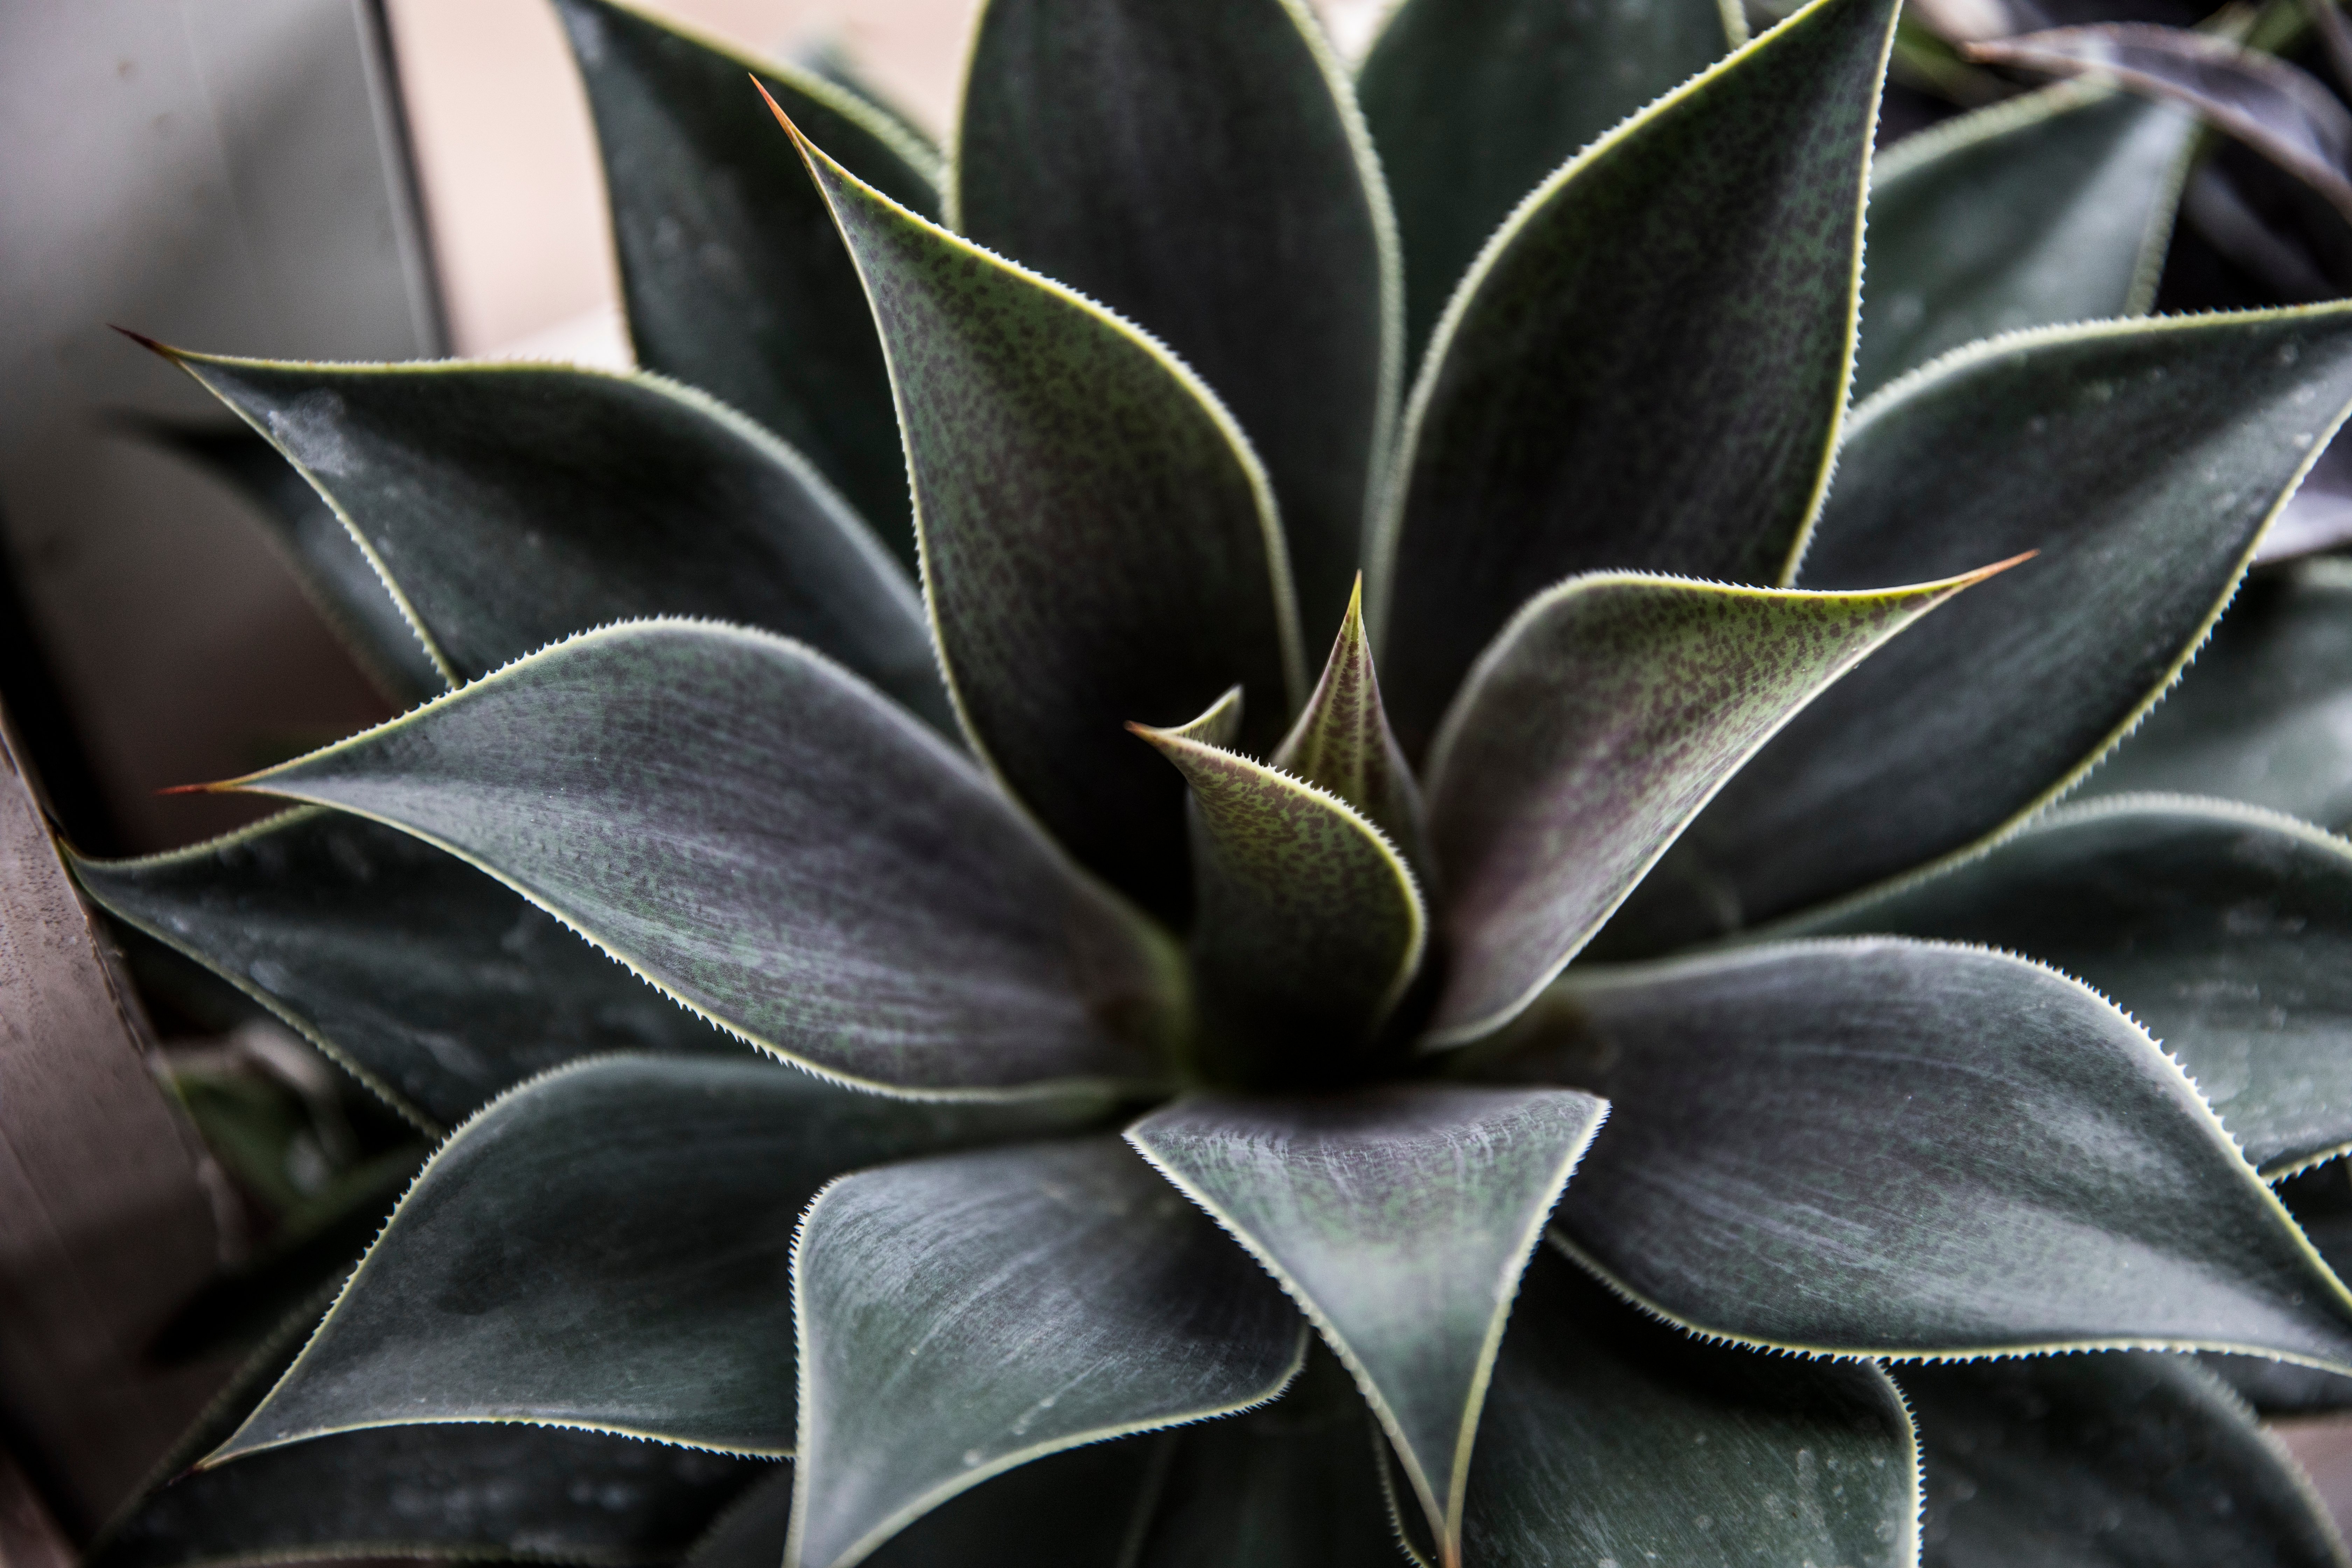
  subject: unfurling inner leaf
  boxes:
[1273,576,1428,870]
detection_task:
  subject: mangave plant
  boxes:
[65,0,2352,1562]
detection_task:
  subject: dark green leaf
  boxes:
[1856,84,2195,399]
[1129,1086,1603,1563]
[217,622,1179,1095]
[786,113,1303,921]
[156,349,952,730]
[1423,568,2003,1043]
[1903,1352,2348,1568]
[2212,1169,2352,1413]
[72,808,742,1129]
[2080,559,2352,831]
[212,1055,1111,1462]
[791,38,940,170]
[1607,306,2352,953]
[787,1136,1304,1568]
[554,0,938,564]
[1796,795,2352,1179]
[1359,0,1738,367]
[1468,939,2352,1366]
[1370,0,1900,760]
[1273,577,1426,871]
[1464,1248,1918,1568]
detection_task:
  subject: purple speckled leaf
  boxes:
[1273,577,1427,871]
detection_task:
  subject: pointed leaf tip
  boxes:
[1274,575,1428,868]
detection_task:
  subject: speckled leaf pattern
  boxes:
[1273,578,1427,870]
[788,118,1301,922]
[1902,1353,2349,1568]
[1134,721,1423,1073]
[786,1136,1305,1568]
[1856,85,2194,398]
[1422,568,2001,1043]
[1799,796,2352,1179]
[1469,940,2352,1365]
[955,0,1395,640]
[1129,1086,1604,1565]
[157,350,951,729]
[71,809,741,1129]
[2081,559,2352,831]
[214,1056,1111,1463]
[1463,1248,1919,1568]
[214,622,1178,1095]
[1607,306,2352,954]
[554,0,939,565]
[1370,0,1899,761]
[1359,0,1737,366]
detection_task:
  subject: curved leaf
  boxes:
[954,0,1397,639]
[1129,1086,1604,1561]
[1467,939,2352,1366]
[784,109,1302,922]
[786,1135,1305,1568]
[1798,795,2352,1179]
[1903,1352,2347,1568]
[154,349,951,730]
[212,621,1178,1096]
[213,1055,1111,1462]
[1423,567,2005,1043]
[72,808,740,1129]
[1857,84,2195,398]
[1607,305,2352,953]
[1464,1248,1919,1568]
[554,0,938,564]
[2264,431,2352,563]
[1273,577,1426,870]
[1370,0,1900,760]
[2080,558,2352,831]
[1358,0,1737,366]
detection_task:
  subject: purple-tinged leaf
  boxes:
[1272,576,1427,871]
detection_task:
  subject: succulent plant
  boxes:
[64,0,2352,1563]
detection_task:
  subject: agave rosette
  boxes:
[73,0,2352,1563]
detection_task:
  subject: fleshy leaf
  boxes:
[1272,577,1426,869]
[1606,305,2352,954]
[1128,1085,1605,1564]
[954,0,1397,639]
[1358,0,1738,366]
[212,1056,1110,1462]
[152,349,951,729]
[210,621,1178,1096]
[1903,1353,2348,1568]
[1132,719,1425,1075]
[1799,795,2352,1179]
[2079,558,2352,831]
[1469,939,2352,1366]
[1464,1248,1919,1568]
[1856,83,2195,398]
[71,809,741,1129]
[1423,567,2005,1044]
[787,1136,1305,1568]
[783,110,1302,921]
[554,0,938,564]
[1370,0,1900,760]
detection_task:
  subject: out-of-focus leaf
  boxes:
[72,809,742,1129]
[784,110,1301,922]
[212,622,1180,1096]
[1423,568,2003,1043]
[1856,84,2195,398]
[554,0,938,565]
[955,0,1396,639]
[1130,1086,1604,1561]
[787,1136,1304,1568]
[152,349,951,730]
[790,37,939,170]
[1798,795,2352,1179]
[1273,578,1426,871]
[1467,939,2352,1367]
[1902,1352,2347,1568]
[1970,24,2352,223]
[2263,430,2352,561]
[1463,1248,1918,1568]
[1358,0,1738,367]
[1370,0,1900,760]
[2080,559,2352,830]
[2212,1168,2352,1414]
[1607,306,2352,954]
[212,1056,1111,1462]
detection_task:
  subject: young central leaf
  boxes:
[1273,576,1428,870]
